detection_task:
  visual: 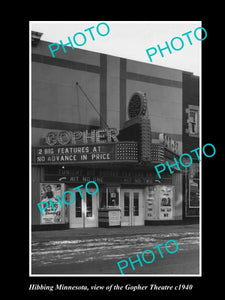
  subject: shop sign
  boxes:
[159,133,179,154]
[45,128,119,146]
[32,142,138,164]
[155,143,216,179]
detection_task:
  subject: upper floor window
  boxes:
[185,105,199,137]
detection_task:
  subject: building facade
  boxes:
[31,31,199,230]
[182,72,200,220]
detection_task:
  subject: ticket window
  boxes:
[99,187,120,208]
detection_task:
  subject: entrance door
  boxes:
[68,187,98,228]
[121,189,144,226]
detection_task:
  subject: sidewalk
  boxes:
[32,224,199,242]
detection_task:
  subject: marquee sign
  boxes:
[159,133,179,154]
[46,128,119,146]
[151,144,180,164]
[32,142,138,164]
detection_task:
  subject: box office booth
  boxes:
[32,92,183,230]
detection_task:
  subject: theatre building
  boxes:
[31,31,199,230]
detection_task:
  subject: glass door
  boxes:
[68,187,98,228]
[121,189,144,226]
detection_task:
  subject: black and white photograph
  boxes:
[28,20,216,295]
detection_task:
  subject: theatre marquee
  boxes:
[32,142,138,164]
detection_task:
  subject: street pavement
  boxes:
[31,224,200,275]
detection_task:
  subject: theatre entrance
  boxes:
[68,187,98,228]
[121,189,144,226]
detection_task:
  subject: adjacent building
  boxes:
[182,72,200,220]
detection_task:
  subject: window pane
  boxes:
[189,109,199,135]
[190,123,196,133]
[133,192,139,216]
[190,111,196,121]
[124,192,130,216]
[86,193,92,217]
[75,192,82,217]
[108,187,119,206]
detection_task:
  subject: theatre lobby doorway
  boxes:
[68,186,99,228]
[120,189,144,226]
